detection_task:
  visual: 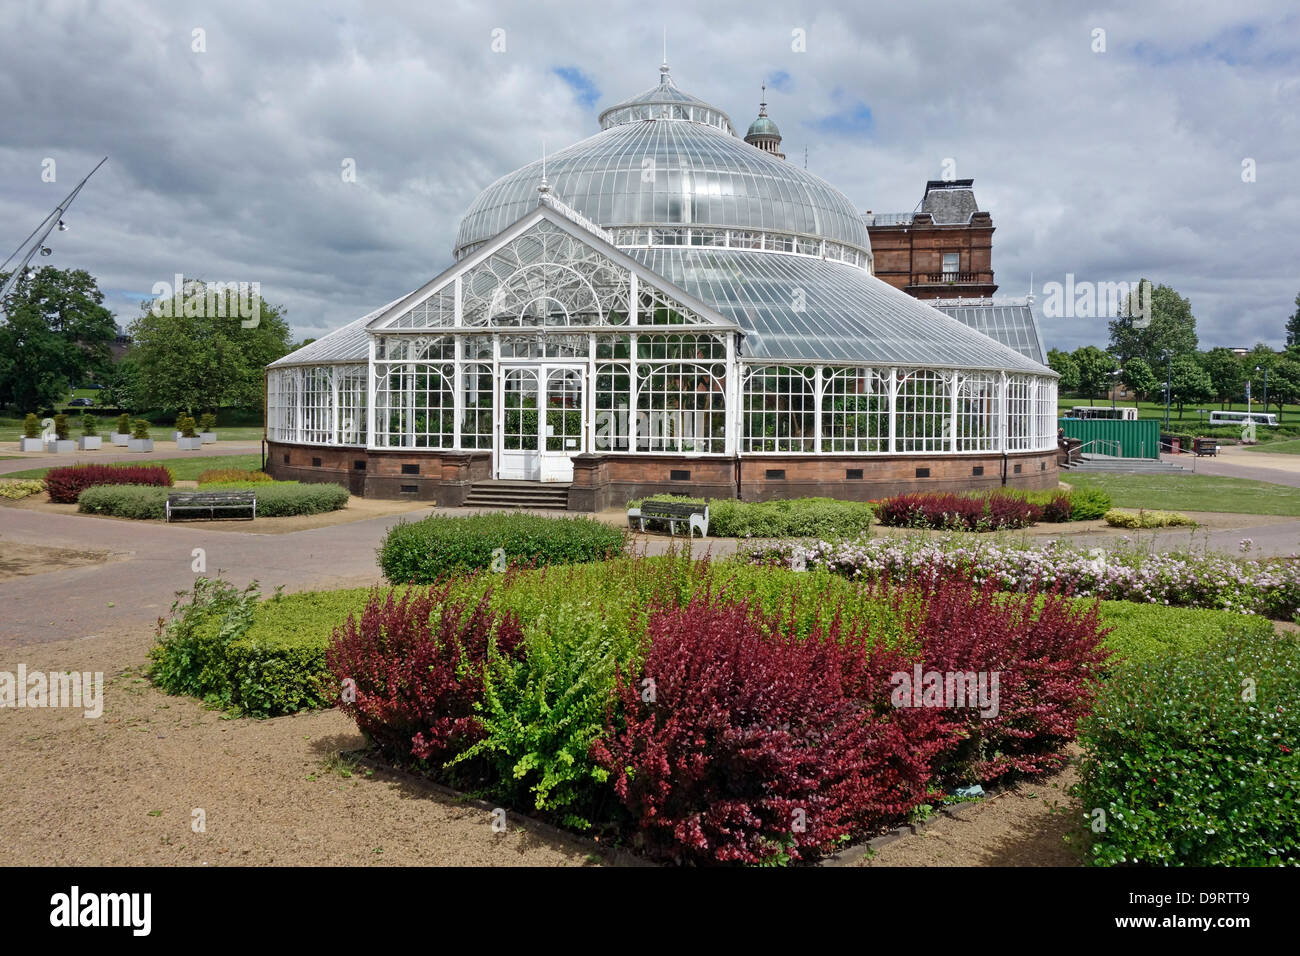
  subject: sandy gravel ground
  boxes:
[0,541,120,581]
[0,626,590,866]
[860,754,1084,866]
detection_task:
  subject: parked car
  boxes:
[67,397,94,407]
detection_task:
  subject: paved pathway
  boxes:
[1166,450,1300,488]
[0,503,747,650]
[0,504,432,649]
[1056,519,1300,558]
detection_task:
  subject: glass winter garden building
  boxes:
[265,65,1058,508]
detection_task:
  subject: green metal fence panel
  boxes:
[1057,418,1161,459]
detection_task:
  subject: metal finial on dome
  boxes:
[759,82,769,117]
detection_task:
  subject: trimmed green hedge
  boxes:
[1103,508,1197,529]
[1094,600,1274,664]
[1066,487,1112,520]
[76,481,349,519]
[149,581,371,716]
[630,495,874,537]
[78,484,169,519]
[1079,627,1300,865]
[207,481,349,516]
[378,512,627,583]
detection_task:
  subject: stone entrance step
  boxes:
[462,480,572,510]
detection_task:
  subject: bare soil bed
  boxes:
[0,540,118,580]
[0,626,590,866]
[858,753,1085,867]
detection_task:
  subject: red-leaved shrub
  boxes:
[875,491,1042,531]
[326,585,524,766]
[897,574,1110,781]
[986,493,1043,529]
[592,573,1110,863]
[46,463,173,503]
[1039,491,1074,523]
[593,598,906,866]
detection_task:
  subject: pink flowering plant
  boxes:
[748,535,1300,620]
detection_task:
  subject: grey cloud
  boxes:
[0,0,1295,350]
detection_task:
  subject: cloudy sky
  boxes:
[1,0,1296,352]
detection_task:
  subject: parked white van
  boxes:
[1208,410,1278,427]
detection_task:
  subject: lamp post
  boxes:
[1163,352,1173,429]
[1109,368,1122,412]
[1255,365,1268,417]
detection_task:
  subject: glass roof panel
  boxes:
[629,248,1053,372]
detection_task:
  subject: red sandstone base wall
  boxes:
[266,441,1058,511]
[266,442,490,505]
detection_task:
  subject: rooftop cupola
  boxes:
[744,84,785,160]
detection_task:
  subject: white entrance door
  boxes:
[497,364,585,481]
[498,366,540,480]
[540,365,585,482]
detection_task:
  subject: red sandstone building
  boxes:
[864,179,998,300]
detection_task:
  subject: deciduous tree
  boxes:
[0,266,116,412]
[127,277,292,415]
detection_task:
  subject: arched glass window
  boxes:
[336,366,368,446]
[301,368,332,444]
[1007,376,1032,451]
[373,364,454,448]
[637,362,727,453]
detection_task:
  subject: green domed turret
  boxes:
[744,84,785,160]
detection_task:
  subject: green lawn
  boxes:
[4,453,263,482]
[1064,471,1300,516]
[1246,439,1300,455]
[1057,398,1299,435]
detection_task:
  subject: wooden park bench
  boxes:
[627,500,709,538]
[166,491,257,522]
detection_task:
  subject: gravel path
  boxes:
[0,626,590,866]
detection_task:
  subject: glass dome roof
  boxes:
[454,68,869,258]
[597,64,735,134]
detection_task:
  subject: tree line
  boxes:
[0,266,297,416]
[1047,282,1300,416]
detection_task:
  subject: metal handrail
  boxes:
[1077,438,1122,458]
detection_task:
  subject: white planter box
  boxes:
[176,436,203,450]
[173,431,182,442]
[46,439,76,453]
[78,436,102,450]
[111,432,131,446]
[19,437,44,452]
[128,438,154,452]
[200,432,217,444]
